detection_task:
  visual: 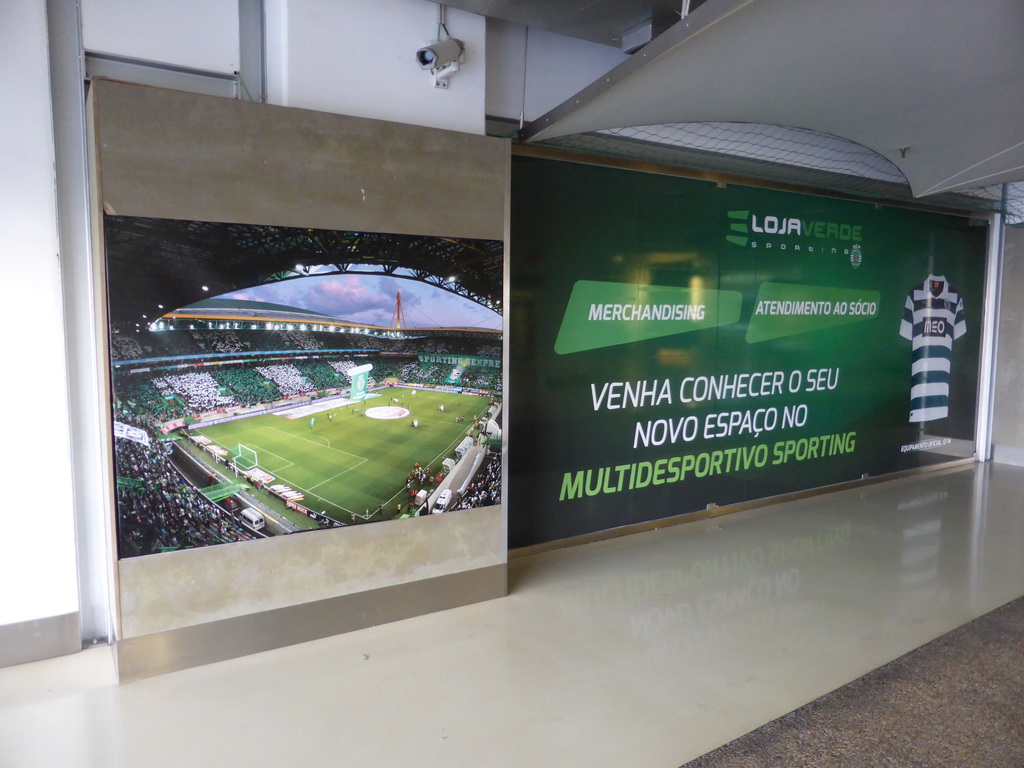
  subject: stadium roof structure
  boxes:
[161,298,501,338]
[174,298,342,325]
[103,216,504,327]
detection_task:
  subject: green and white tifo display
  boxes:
[509,157,987,548]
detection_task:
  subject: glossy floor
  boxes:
[3,462,1023,768]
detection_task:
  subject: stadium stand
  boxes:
[110,332,145,360]
[459,366,501,391]
[109,319,504,554]
[115,375,185,420]
[114,420,256,557]
[329,359,357,376]
[214,366,281,406]
[111,325,503,363]
[294,360,343,390]
[155,372,237,412]
[284,331,321,350]
[453,454,501,511]
[255,364,312,397]
[191,329,245,353]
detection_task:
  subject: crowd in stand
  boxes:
[110,333,145,360]
[284,331,321,350]
[453,454,501,511]
[191,329,245,353]
[392,362,448,387]
[366,359,402,381]
[114,418,255,557]
[330,359,357,376]
[154,372,236,412]
[116,376,185,420]
[254,364,312,397]
[111,325,507,360]
[459,366,501,391]
[111,326,503,422]
[114,360,500,424]
[217,366,279,406]
[295,360,343,390]
[109,325,504,362]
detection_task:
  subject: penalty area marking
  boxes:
[364,406,411,420]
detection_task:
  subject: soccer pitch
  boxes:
[193,388,489,523]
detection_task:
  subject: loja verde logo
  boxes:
[726,210,751,247]
[725,210,864,253]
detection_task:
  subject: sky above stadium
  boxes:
[220,272,502,331]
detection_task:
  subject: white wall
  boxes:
[992,225,1024,464]
[82,0,491,135]
[79,0,625,135]
[486,20,628,124]
[81,0,239,73]
[266,0,487,135]
[21,0,613,657]
[0,3,79,627]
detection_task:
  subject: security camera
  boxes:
[416,38,464,70]
[416,38,465,87]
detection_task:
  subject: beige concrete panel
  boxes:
[94,79,509,660]
[993,226,1024,449]
[118,505,504,639]
[91,80,507,241]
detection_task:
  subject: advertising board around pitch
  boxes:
[509,157,986,548]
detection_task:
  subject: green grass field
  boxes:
[194,387,487,523]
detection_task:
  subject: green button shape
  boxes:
[554,280,743,355]
[746,282,882,343]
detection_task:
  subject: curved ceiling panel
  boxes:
[523,0,1024,198]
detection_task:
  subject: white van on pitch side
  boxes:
[431,489,452,514]
[239,507,266,531]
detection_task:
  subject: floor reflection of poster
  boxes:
[106,217,503,558]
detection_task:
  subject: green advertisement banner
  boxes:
[419,353,501,368]
[509,157,986,548]
[348,363,372,401]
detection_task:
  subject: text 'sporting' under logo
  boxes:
[726,210,864,264]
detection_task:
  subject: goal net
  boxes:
[232,443,259,471]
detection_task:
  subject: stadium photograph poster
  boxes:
[105,216,503,559]
[509,157,986,548]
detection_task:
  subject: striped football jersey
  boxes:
[898,275,966,422]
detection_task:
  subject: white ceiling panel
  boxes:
[522,0,1024,198]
